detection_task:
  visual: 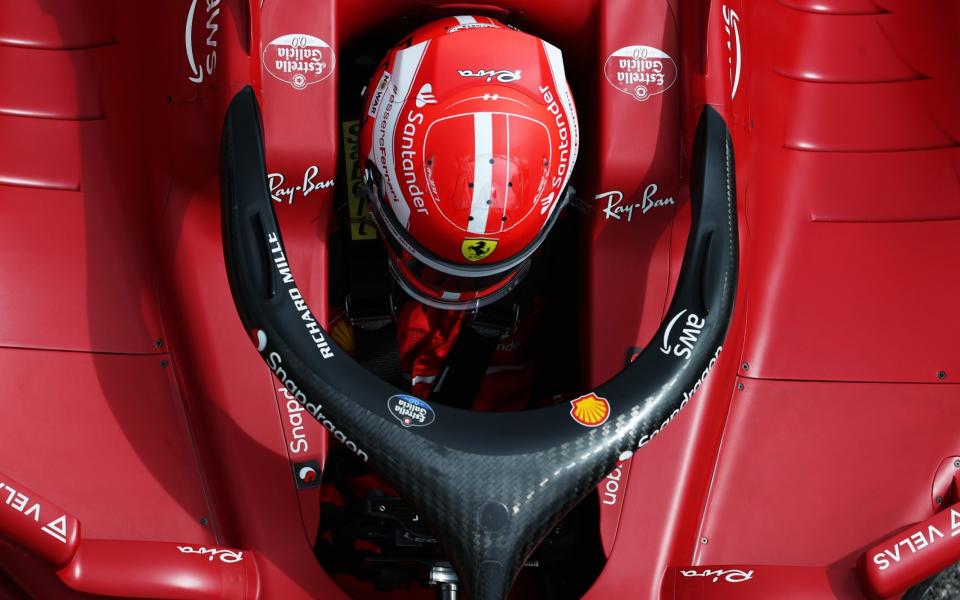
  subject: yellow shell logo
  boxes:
[570,393,610,427]
[461,238,498,262]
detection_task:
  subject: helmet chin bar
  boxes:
[221,86,738,600]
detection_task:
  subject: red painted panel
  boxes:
[0,3,165,354]
[662,566,866,599]
[697,379,960,567]
[58,540,259,600]
[803,150,960,223]
[0,543,95,600]
[743,193,960,382]
[772,12,926,83]
[0,0,115,50]
[738,0,960,383]
[590,1,751,596]
[583,0,680,387]
[158,183,348,599]
[0,115,82,190]
[776,0,888,15]
[0,186,163,353]
[0,47,103,120]
[259,0,339,326]
[0,348,213,544]
[783,80,956,152]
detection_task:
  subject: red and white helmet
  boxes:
[359,15,579,310]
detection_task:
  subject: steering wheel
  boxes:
[221,85,738,600]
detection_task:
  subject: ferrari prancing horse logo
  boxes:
[461,238,498,261]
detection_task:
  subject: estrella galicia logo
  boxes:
[387,394,436,428]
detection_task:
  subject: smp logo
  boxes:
[659,309,705,360]
[184,0,220,84]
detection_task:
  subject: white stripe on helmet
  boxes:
[378,41,429,228]
[468,112,494,234]
[500,115,511,232]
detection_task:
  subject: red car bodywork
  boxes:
[0,0,957,598]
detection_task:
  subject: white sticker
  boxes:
[368,71,391,117]
[262,34,336,90]
[603,46,677,102]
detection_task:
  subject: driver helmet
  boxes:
[359,15,579,310]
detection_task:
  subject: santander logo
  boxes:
[416,83,437,108]
[184,0,220,84]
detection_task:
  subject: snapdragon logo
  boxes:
[638,346,721,448]
[264,350,368,462]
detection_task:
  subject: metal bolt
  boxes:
[937,371,947,380]
[155,338,164,348]
[378,505,386,513]
[741,362,750,371]
[937,497,944,506]
[953,459,959,469]
[160,359,168,368]
[200,517,209,526]
[737,382,744,391]
[701,537,709,544]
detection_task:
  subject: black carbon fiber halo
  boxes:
[221,86,738,600]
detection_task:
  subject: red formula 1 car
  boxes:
[1,1,959,599]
